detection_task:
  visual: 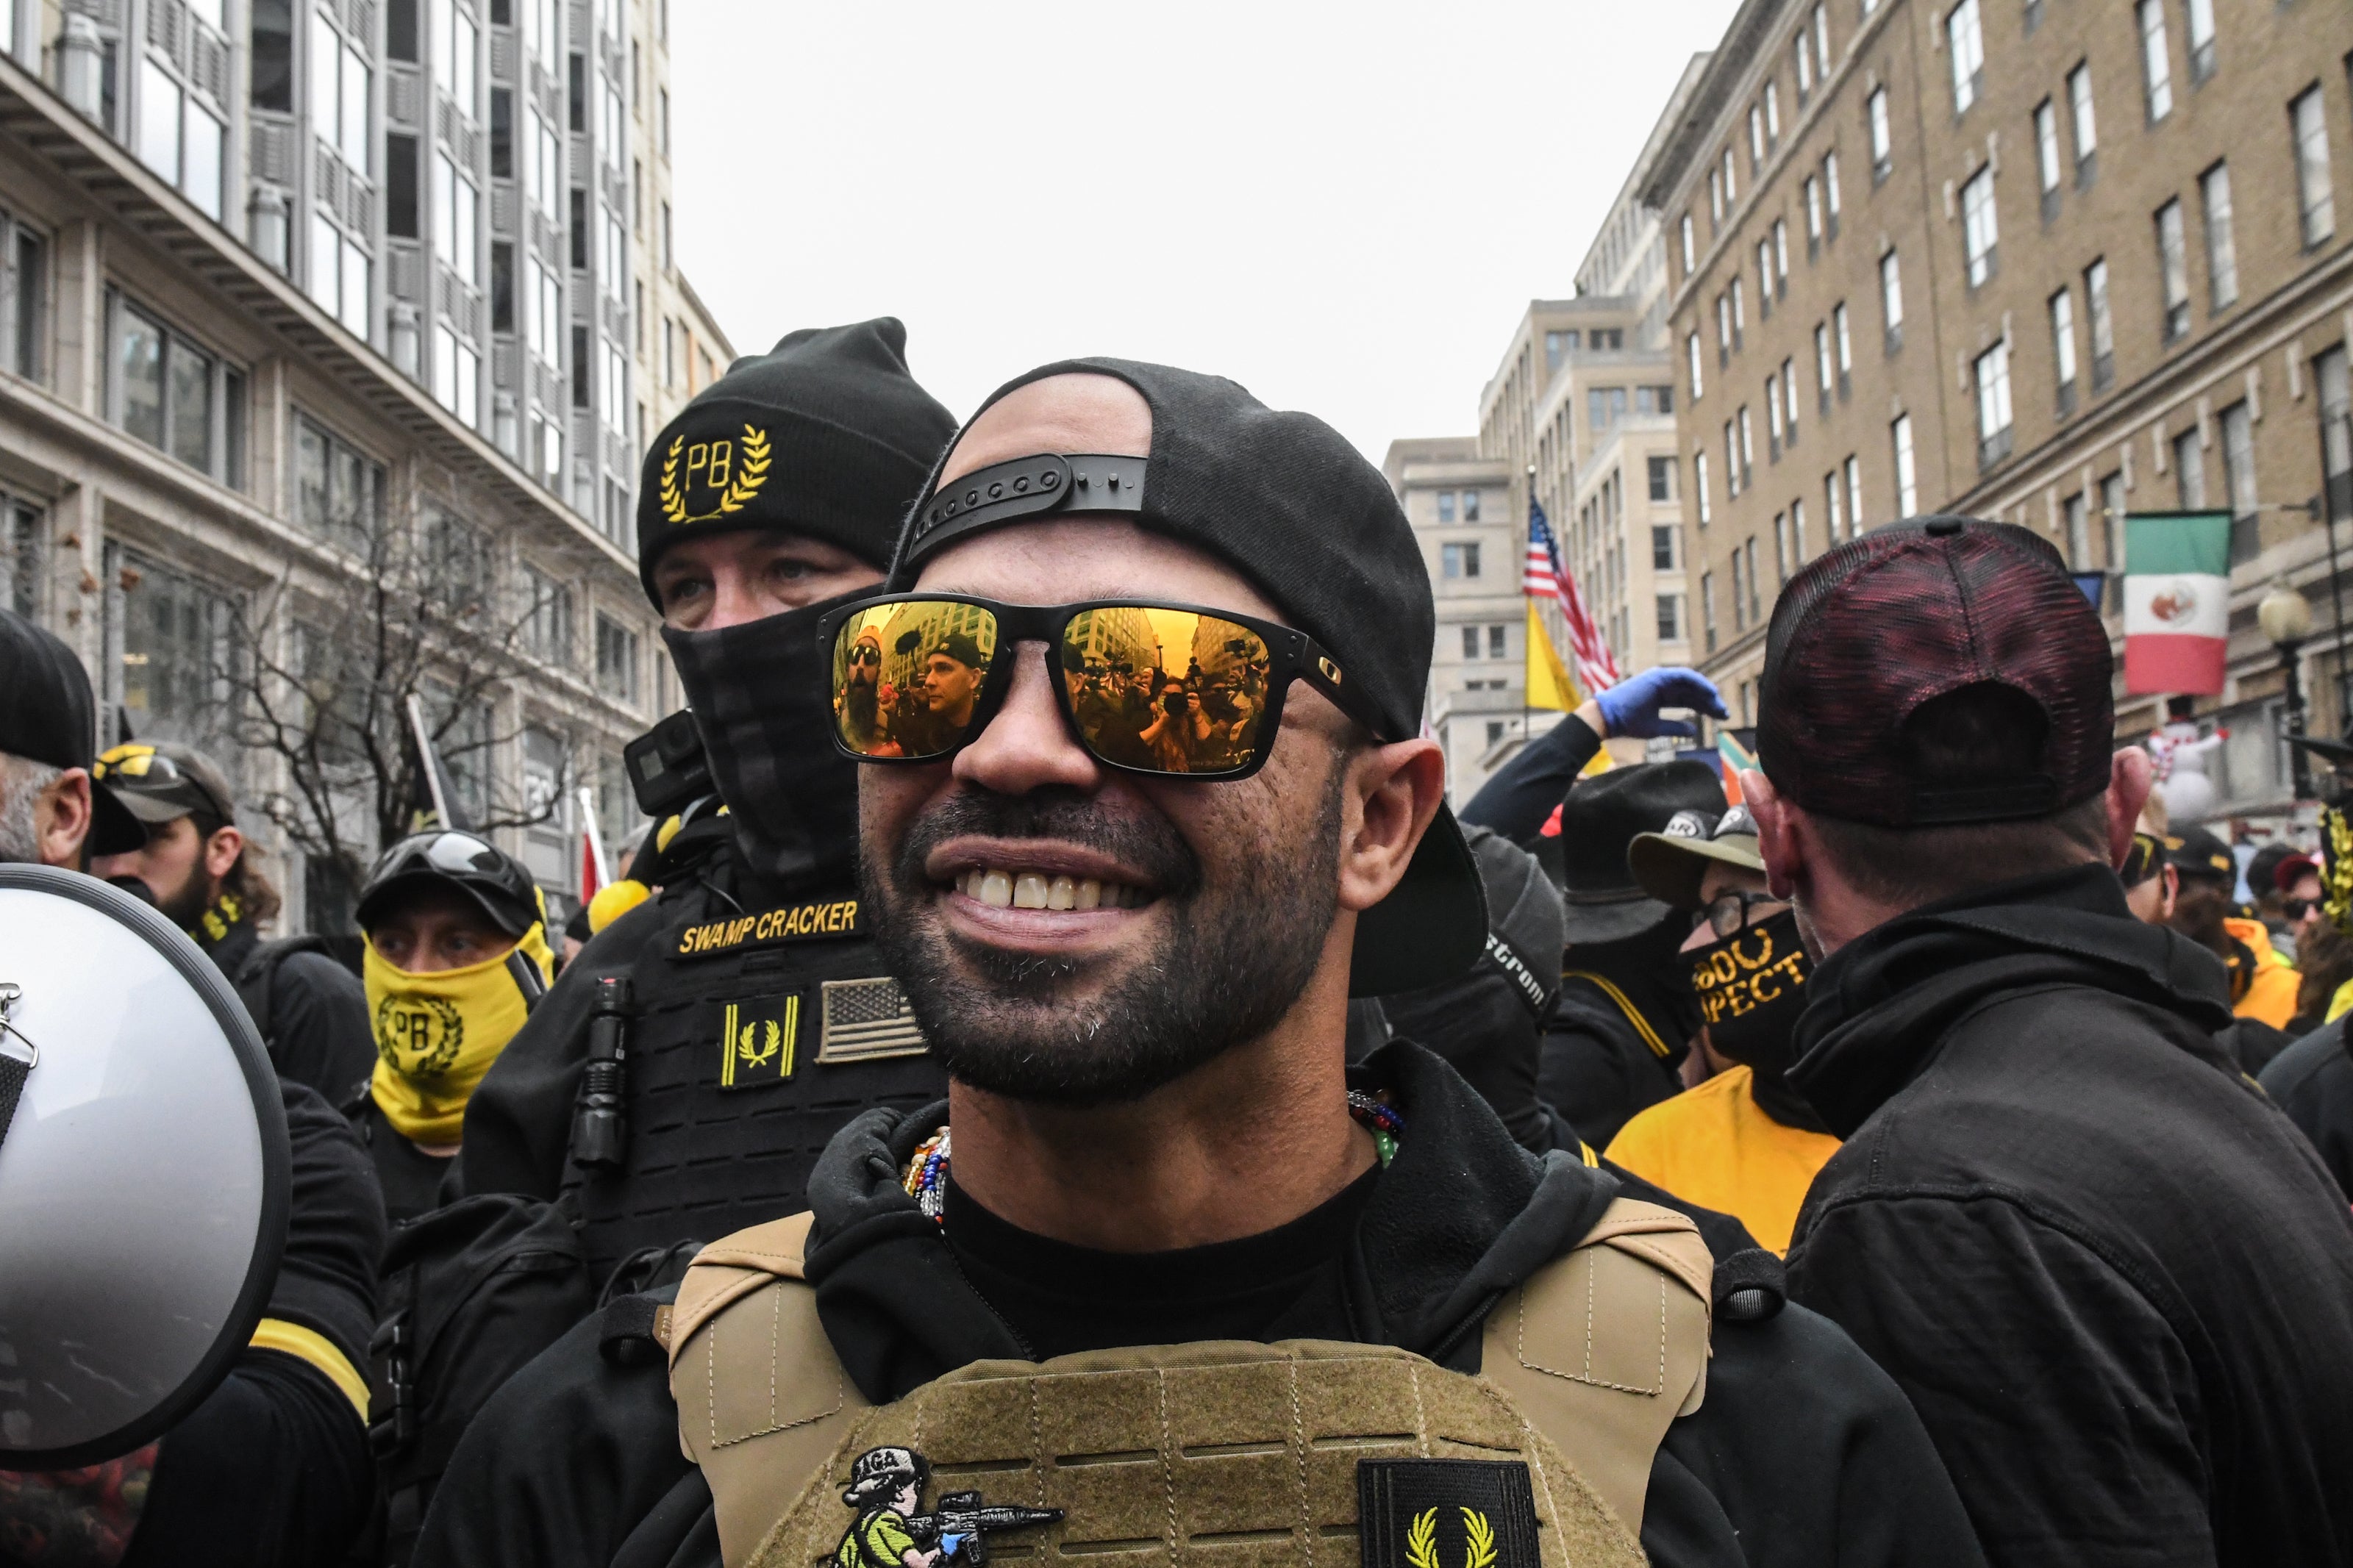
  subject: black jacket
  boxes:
[2260,1019,2353,1200]
[416,1042,1981,1568]
[1540,976,1687,1149]
[1785,865,2353,1568]
[123,1081,385,1567]
[205,920,374,1102]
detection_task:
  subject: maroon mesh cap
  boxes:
[1757,516,2115,827]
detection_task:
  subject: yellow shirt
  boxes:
[2223,917,2299,1031]
[1603,1065,1841,1255]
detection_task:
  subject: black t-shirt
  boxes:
[940,1166,1380,1361]
[349,1096,459,1225]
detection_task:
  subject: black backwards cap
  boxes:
[634,318,957,608]
[886,357,1486,997]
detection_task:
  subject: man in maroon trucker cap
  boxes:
[1743,516,2353,1568]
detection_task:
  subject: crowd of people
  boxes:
[0,320,2349,1568]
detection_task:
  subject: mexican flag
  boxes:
[2124,512,2232,696]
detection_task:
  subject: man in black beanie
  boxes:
[456,319,959,1288]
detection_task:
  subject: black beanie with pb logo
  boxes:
[635,318,957,608]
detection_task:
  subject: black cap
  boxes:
[356,830,542,938]
[1554,761,1729,942]
[635,318,957,606]
[0,609,145,856]
[2164,826,2238,884]
[94,742,236,829]
[889,357,1483,996]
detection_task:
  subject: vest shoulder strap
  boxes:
[668,1196,1710,1567]
[1479,1196,1713,1538]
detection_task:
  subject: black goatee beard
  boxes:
[864,775,1344,1107]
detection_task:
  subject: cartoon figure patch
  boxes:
[832,1446,1061,1567]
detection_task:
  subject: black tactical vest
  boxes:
[563,874,945,1284]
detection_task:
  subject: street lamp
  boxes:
[2260,579,2315,802]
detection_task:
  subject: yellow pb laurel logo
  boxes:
[660,423,773,526]
[737,1017,782,1069]
[1405,1508,1496,1568]
[376,995,465,1077]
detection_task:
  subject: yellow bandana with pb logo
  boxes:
[365,923,554,1145]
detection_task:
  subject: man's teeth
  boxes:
[956,869,1138,909]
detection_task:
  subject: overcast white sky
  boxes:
[671,2,1743,462]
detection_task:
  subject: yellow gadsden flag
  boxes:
[1524,601,1610,776]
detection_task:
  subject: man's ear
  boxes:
[1741,768,1803,902]
[1335,740,1446,914]
[204,824,246,881]
[2107,748,2155,870]
[36,769,93,870]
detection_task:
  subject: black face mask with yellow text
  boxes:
[1688,909,1813,1079]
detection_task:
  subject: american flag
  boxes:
[1522,498,1621,695]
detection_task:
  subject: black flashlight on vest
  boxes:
[572,975,633,1170]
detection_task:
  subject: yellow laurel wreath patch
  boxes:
[1404,1508,1439,1568]
[1462,1508,1496,1568]
[659,424,773,526]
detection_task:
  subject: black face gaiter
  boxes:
[1566,913,1707,1055]
[662,590,865,895]
[1688,909,1813,1079]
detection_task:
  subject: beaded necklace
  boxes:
[902,1089,1405,1225]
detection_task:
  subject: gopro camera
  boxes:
[623,710,714,821]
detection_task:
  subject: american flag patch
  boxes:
[817,977,929,1064]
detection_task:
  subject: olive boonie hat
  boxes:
[1629,803,1766,912]
[888,358,1485,997]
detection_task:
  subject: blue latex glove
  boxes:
[1593,667,1729,740]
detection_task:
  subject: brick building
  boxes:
[1643,0,2352,819]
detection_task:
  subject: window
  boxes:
[2323,347,2353,518]
[1749,104,1767,166]
[1463,488,1482,522]
[1695,453,1713,526]
[1649,457,1674,503]
[2101,470,2127,571]
[436,0,477,117]
[2184,0,2215,82]
[1781,357,1799,443]
[2068,62,2098,185]
[1961,167,1999,286]
[1879,250,1904,352]
[2221,400,2257,562]
[307,210,371,337]
[2049,287,2078,414]
[110,296,244,484]
[433,151,478,287]
[2155,198,2190,343]
[1725,421,1741,498]
[1793,498,1809,562]
[1974,340,2013,468]
[1,210,49,381]
[1688,332,1704,401]
[1724,146,1738,206]
[1460,625,1479,659]
[601,77,624,165]
[1804,174,1823,243]
[1949,0,1984,112]
[293,415,382,553]
[1767,373,1784,452]
[388,0,418,60]
[1796,32,1815,100]
[2063,491,2091,568]
[1815,322,1832,410]
[116,552,238,756]
[1738,406,1755,490]
[489,87,512,178]
[528,256,560,361]
[1824,149,1842,227]
[567,51,585,131]
[432,325,478,424]
[1732,277,1745,342]
[601,206,626,292]
[595,613,640,704]
[387,132,419,237]
[2293,87,2335,248]
[526,107,560,213]
[2085,258,2115,390]
[1731,545,1748,631]
[2138,0,2171,122]
[1825,468,1846,542]
[139,55,229,219]
[571,323,588,407]
[1588,387,1629,432]
[1765,81,1782,145]
[1437,489,1456,523]
[253,0,294,110]
[1757,240,1774,315]
[1702,570,1718,652]
[660,201,674,271]
[489,240,513,332]
[1767,512,1785,584]
[2200,162,2236,311]
[1710,167,1725,224]
[658,87,671,158]
[1868,87,1893,179]
[1543,331,1566,372]
[1833,301,1853,384]
[1679,212,1696,273]
[1745,537,1763,624]
[1814,3,1830,72]
[1773,220,1789,289]
[2174,427,2205,509]
[1717,293,1733,357]
[1440,543,1482,579]
[1657,595,1684,642]
[1845,454,1863,535]
[1891,414,1918,515]
[1488,624,1507,659]
[2035,99,2062,217]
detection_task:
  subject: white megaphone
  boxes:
[0,863,289,1467]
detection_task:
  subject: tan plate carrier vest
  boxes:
[659,1198,1710,1568]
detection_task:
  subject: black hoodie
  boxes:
[415,1042,1982,1568]
[1785,865,2353,1568]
